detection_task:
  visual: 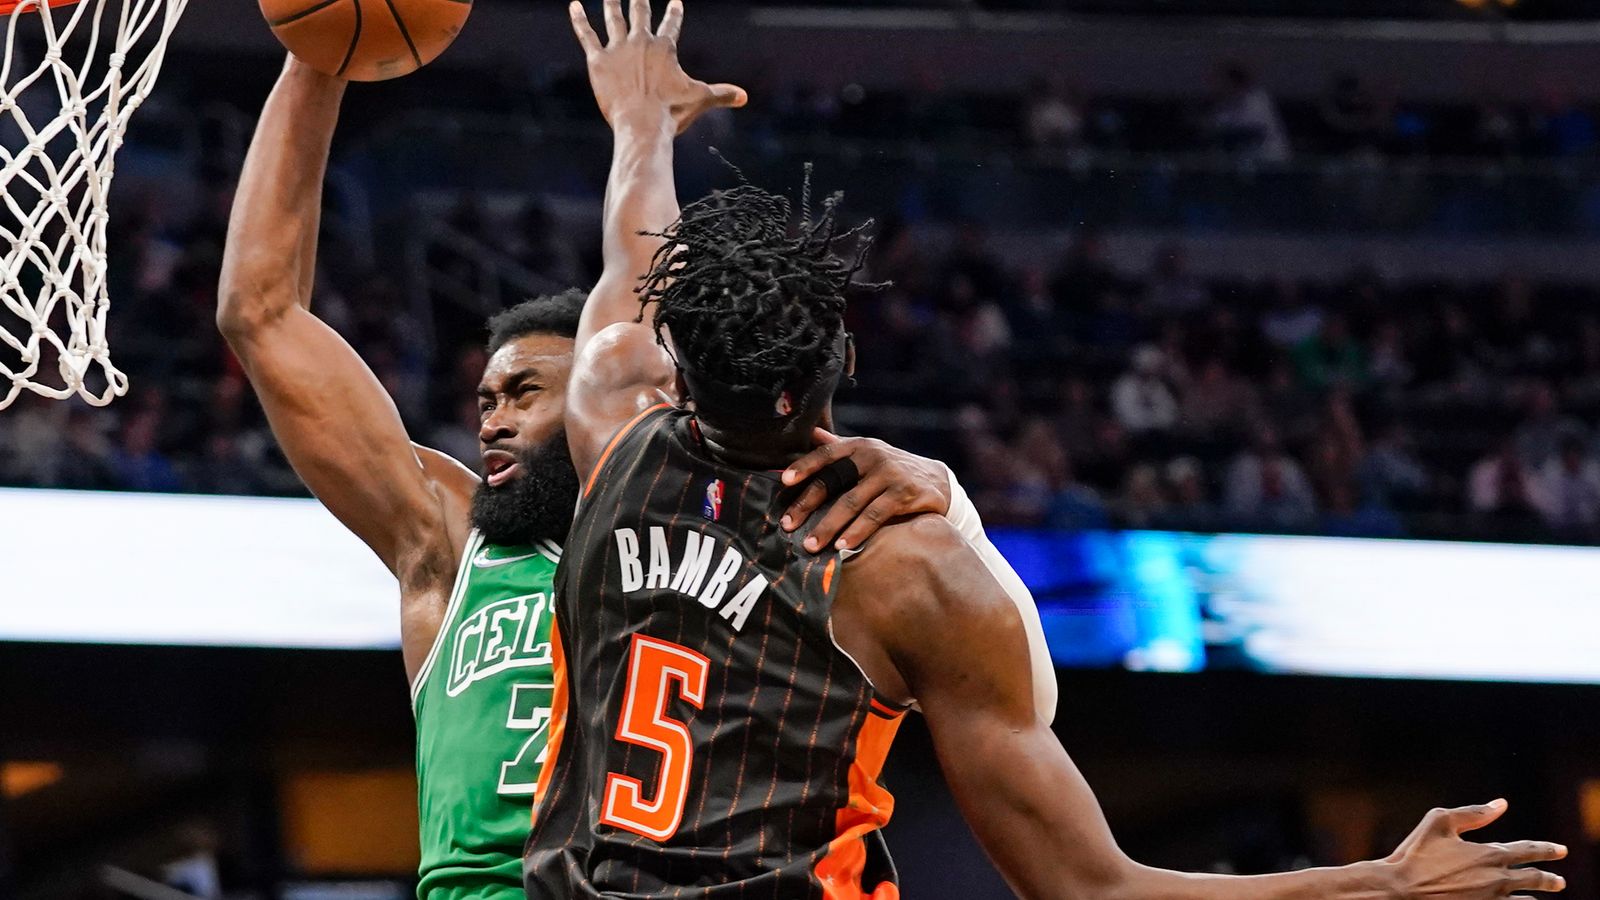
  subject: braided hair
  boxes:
[638,163,876,433]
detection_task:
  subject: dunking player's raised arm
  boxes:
[833,515,1566,900]
[217,58,473,674]
[563,0,746,480]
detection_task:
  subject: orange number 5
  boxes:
[600,634,711,841]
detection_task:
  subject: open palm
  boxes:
[569,0,747,135]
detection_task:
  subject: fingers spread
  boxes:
[780,481,828,532]
[783,437,842,486]
[1499,841,1570,865]
[629,0,652,36]
[569,2,602,55]
[658,0,683,43]
[1507,867,1566,894]
[1445,799,1508,835]
[708,82,749,109]
[836,495,902,552]
[603,0,626,44]
[803,481,883,553]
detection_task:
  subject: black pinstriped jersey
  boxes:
[523,405,905,900]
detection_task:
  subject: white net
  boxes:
[0,0,188,410]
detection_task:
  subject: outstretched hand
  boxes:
[1384,800,1565,898]
[569,0,748,135]
[780,428,953,553]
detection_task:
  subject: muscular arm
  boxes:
[217,59,471,598]
[834,517,1564,900]
[564,106,681,479]
[564,0,746,480]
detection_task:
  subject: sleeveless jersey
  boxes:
[524,405,906,900]
[412,530,561,900]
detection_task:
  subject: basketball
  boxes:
[259,0,469,82]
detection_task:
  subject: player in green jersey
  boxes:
[213,9,1052,896]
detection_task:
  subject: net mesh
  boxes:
[0,0,188,410]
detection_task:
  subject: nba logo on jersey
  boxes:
[703,479,725,521]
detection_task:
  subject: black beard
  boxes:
[470,431,579,546]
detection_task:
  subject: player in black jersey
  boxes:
[528,1,1569,898]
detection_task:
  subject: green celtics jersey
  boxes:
[411,530,560,900]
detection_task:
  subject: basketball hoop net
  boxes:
[0,0,188,409]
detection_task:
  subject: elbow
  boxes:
[216,289,264,340]
[216,273,293,341]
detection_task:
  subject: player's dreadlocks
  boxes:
[638,162,878,433]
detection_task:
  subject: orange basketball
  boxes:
[260,0,470,82]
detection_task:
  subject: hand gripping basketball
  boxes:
[569,0,747,136]
[261,0,470,81]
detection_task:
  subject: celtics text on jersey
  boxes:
[411,531,561,900]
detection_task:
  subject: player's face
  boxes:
[476,334,574,487]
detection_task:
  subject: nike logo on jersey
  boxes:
[473,548,542,568]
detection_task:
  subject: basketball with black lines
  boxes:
[260,0,469,82]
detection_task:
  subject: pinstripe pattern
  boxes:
[525,408,904,900]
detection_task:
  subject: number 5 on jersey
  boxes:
[600,634,711,841]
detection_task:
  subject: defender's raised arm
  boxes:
[564,0,746,479]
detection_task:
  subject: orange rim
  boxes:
[1,0,84,15]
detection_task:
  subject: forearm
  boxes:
[582,108,679,340]
[1112,861,1396,900]
[219,57,345,331]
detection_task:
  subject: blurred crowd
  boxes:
[10,179,1600,547]
[847,222,1600,543]
[7,53,1600,546]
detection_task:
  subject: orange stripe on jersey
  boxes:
[821,558,838,595]
[531,618,569,825]
[812,709,904,900]
[583,403,671,498]
[868,698,903,719]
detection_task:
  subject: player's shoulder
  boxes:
[573,322,674,394]
[845,512,1031,625]
[851,512,968,567]
[837,513,975,621]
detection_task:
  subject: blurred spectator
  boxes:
[1322,478,1404,538]
[1293,315,1367,391]
[1118,463,1170,528]
[189,432,266,496]
[1260,279,1323,348]
[1146,243,1210,315]
[1534,435,1600,534]
[1366,318,1414,388]
[0,393,68,486]
[1007,268,1071,350]
[1023,77,1085,152]
[1358,421,1431,510]
[1179,357,1258,439]
[1473,99,1523,158]
[1161,456,1219,531]
[1319,74,1388,157]
[110,409,184,493]
[1206,62,1291,164]
[1111,345,1179,434]
[1514,380,1586,468]
[1469,437,1542,522]
[1225,425,1318,529]
[1047,454,1110,531]
[1055,376,1107,463]
[57,407,119,491]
